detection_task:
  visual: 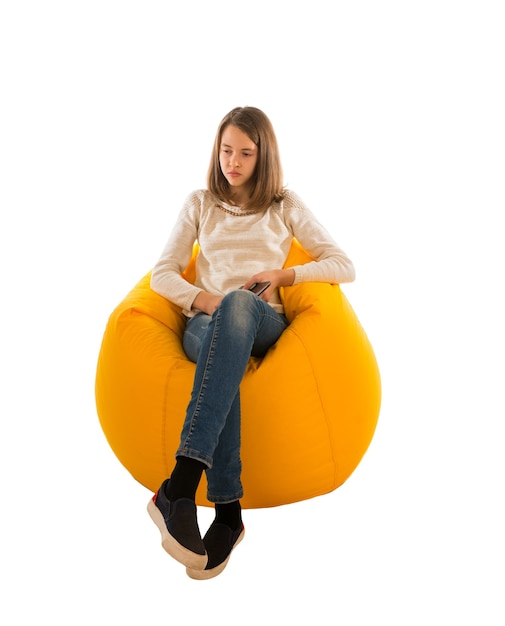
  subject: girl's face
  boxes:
[219,124,258,202]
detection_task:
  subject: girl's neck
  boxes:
[229,195,247,208]
[228,185,252,208]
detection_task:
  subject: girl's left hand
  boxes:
[243,268,295,301]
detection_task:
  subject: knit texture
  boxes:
[151,189,355,315]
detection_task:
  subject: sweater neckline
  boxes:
[215,203,260,217]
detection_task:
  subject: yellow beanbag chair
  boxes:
[95,241,381,508]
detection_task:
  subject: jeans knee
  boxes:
[221,289,256,314]
[218,289,258,332]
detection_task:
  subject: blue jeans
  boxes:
[178,289,288,503]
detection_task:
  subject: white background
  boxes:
[1,1,504,623]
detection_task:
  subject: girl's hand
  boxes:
[192,291,223,315]
[243,269,295,301]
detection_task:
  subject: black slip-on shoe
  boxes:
[186,520,245,580]
[147,479,207,570]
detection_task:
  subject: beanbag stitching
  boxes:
[283,325,338,484]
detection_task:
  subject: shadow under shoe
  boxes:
[186,521,245,580]
[147,481,207,570]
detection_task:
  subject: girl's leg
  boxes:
[148,290,287,570]
[176,289,288,496]
[204,393,242,503]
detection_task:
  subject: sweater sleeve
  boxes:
[282,191,356,285]
[150,191,204,311]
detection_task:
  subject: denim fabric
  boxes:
[178,289,288,503]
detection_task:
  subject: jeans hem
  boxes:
[207,491,244,504]
[176,449,213,470]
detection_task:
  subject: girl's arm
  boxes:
[283,191,356,285]
[242,192,354,304]
[150,192,205,312]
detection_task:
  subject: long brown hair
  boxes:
[207,107,285,212]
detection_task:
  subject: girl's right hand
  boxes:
[192,291,223,316]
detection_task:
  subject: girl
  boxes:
[147,106,355,579]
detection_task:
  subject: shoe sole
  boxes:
[185,527,245,580]
[147,499,208,570]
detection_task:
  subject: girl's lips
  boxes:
[228,171,241,177]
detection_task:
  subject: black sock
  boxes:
[215,500,242,531]
[164,456,206,501]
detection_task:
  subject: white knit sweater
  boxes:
[151,189,355,315]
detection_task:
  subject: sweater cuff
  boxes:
[184,287,204,313]
[291,266,303,285]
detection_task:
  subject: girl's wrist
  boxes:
[192,291,210,312]
[281,268,295,286]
